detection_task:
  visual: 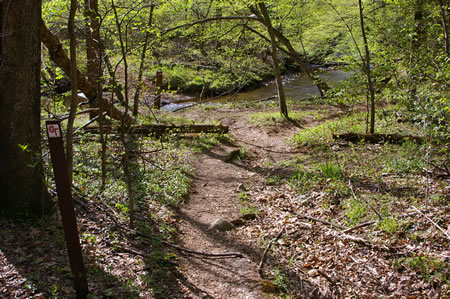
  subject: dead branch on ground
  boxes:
[258,228,284,277]
[411,206,450,240]
[343,209,433,234]
[294,213,347,230]
[82,124,229,137]
[91,200,243,258]
[349,180,383,220]
[333,132,426,144]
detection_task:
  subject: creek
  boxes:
[162,69,350,112]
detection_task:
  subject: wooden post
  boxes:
[46,120,89,298]
[154,70,163,109]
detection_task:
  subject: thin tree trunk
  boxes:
[96,39,107,190]
[40,19,132,124]
[358,0,376,134]
[112,0,134,229]
[133,2,155,116]
[163,14,330,96]
[411,0,426,65]
[438,0,449,56]
[85,0,101,118]
[66,0,78,185]
[257,2,288,118]
[248,6,329,97]
[102,48,126,105]
[99,93,108,190]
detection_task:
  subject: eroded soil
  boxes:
[174,108,304,298]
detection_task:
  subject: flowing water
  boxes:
[162,69,349,111]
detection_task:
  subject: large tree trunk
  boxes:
[85,0,100,88]
[0,1,53,218]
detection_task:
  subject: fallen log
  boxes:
[59,108,99,120]
[333,132,426,144]
[40,19,132,125]
[256,95,277,103]
[82,124,229,137]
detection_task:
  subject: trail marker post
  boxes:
[154,70,163,110]
[46,120,89,298]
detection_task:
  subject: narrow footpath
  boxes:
[174,112,300,298]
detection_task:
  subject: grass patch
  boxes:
[180,132,231,152]
[380,140,427,175]
[288,161,348,201]
[291,112,366,146]
[291,107,424,146]
[240,204,259,215]
[320,162,344,179]
[377,216,399,234]
[397,254,449,284]
[344,198,367,226]
[249,111,308,126]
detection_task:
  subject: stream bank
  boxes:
[159,69,350,112]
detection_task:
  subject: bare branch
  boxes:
[161,16,261,36]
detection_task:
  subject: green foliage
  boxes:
[266,175,284,186]
[380,141,427,175]
[320,162,343,179]
[237,192,249,202]
[291,112,366,146]
[240,204,259,215]
[398,255,449,284]
[140,149,192,208]
[238,146,247,160]
[271,267,290,294]
[288,165,318,193]
[344,198,367,226]
[377,216,399,234]
[249,110,308,126]
[288,160,349,201]
[180,132,231,152]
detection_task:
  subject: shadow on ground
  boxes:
[175,209,324,298]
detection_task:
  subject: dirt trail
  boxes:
[175,112,300,298]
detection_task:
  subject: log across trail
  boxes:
[82,124,229,137]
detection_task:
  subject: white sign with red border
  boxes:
[47,124,61,138]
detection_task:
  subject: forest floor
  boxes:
[0,100,448,298]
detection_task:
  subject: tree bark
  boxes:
[112,0,134,229]
[133,3,155,116]
[358,0,376,134]
[66,0,78,185]
[437,0,448,56]
[40,19,132,125]
[84,0,101,115]
[248,6,330,97]
[0,1,53,218]
[257,2,288,118]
